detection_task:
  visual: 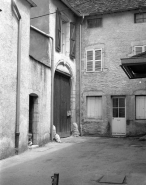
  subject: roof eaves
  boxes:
[61,0,82,16]
[89,6,146,16]
[24,0,37,7]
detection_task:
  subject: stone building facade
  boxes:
[31,0,77,138]
[0,0,77,159]
[75,3,146,136]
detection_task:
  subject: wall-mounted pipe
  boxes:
[79,24,82,136]
[12,0,22,154]
[79,16,84,136]
[50,36,54,141]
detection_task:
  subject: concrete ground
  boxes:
[0,136,146,185]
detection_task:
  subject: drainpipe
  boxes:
[12,0,22,154]
[79,16,84,136]
[50,38,54,141]
[79,23,82,136]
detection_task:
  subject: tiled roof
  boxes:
[62,0,146,16]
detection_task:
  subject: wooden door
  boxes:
[112,97,126,136]
[54,71,71,137]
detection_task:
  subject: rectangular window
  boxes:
[135,12,146,23]
[86,96,102,119]
[86,49,102,72]
[87,18,102,28]
[134,45,146,55]
[113,97,125,118]
[136,96,146,119]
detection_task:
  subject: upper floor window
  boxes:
[55,9,76,59]
[87,18,102,28]
[86,49,102,72]
[135,12,146,23]
[134,45,146,55]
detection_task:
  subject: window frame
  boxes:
[135,95,146,120]
[86,96,103,119]
[134,45,146,55]
[87,17,102,28]
[86,49,103,72]
[134,12,146,23]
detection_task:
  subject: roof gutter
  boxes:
[12,0,22,155]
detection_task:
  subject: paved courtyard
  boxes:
[0,136,146,185]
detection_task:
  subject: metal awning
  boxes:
[121,52,146,79]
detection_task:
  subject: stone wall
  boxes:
[76,11,146,136]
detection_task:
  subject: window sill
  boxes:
[84,68,108,74]
[84,118,103,122]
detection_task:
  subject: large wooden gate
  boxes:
[54,71,71,137]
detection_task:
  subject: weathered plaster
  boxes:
[76,11,146,136]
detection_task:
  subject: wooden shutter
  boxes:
[56,9,61,52]
[95,49,102,71]
[136,96,146,119]
[87,96,102,119]
[70,22,76,59]
[86,50,93,72]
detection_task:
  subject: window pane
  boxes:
[136,14,143,19]
[119,108,125,117]
[119,98,125,107]
[95,61,101,71]
[87,50,93,60]
[95,50,101,60]
[136,19,143,23]
[86,96,102,119]
[113,98,118,107]
[135,46,143,54]
[113,108,118,117]
[87,61,93,71]
[87,18,102,28]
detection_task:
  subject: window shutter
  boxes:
[86,50,93,72]
[70,22,76,59]
[56,9,61,52]
[144,45,146,52]
[95,49,102,71]
[135,46,143,55]
[136,96,146,119]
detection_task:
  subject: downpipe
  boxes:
[50,37,54,141]
[12,0,21,154]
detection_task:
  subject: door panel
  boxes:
[112,97,126,136]
[54,71,71,138]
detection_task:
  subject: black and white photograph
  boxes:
[0,0,146,184]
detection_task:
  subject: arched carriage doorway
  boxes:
[54,63,72,137]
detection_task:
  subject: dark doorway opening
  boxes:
[28,94,38,145]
